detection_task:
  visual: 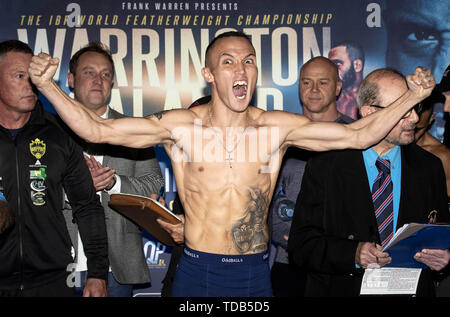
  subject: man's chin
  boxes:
[19,100,37,112]
[387,136,414,146]
[84,98,108,111]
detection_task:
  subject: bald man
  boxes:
[270,56,354,297]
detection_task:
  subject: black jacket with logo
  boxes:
[0,102,108,290]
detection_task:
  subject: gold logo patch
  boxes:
[29,138,46,160]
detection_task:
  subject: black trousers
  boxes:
[270,261,306,297]
[0,275,76,297]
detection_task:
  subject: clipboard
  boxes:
[108,193,181,246]
[383,223,450,268]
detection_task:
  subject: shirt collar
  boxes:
[100,105,109,119]
[364,145,401,170]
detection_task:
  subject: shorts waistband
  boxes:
[182,246,269,265]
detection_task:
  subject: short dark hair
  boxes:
[205,31,252,67]
[0,40,33,59]
[334,41,365,64]
[69,42,115,76]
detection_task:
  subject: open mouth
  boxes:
[232,80,248,100]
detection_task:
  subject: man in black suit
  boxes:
[288,68,450,297]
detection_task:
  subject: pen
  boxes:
[156,186,165,201]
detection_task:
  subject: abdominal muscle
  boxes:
[176,161,274,255]
[165,113,284,255]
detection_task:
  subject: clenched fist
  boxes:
[406,66,435,100]
[28,52,60,90]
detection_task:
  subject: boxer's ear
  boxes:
[360,105,375,117]
[68,72,75,89]
[202,67,214,83]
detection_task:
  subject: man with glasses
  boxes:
[288,68,450,297]
[370,103,422,119]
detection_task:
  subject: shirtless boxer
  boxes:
[28,31,435,297]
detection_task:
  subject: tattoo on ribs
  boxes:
[231,187,269,254]
[149,110,168,120]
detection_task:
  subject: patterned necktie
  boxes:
[371,157,394,247]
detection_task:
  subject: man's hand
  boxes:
[28,53,60,90]
[156,215,185,245]
[406,66,435,100]
[414,249,450,271]
[355,242,391,269]
[83,278,108,297]
[84,155,116,191]
[149,194,185,245]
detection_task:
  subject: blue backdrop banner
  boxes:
[1,0,448,296]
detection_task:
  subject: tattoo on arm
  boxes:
[231,187,269,254]
[149,110,168,121]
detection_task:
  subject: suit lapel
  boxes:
[397,145,410,228]
[343,150,380,241]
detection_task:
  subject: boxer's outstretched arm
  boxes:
[275,67,435,152]
[28,53,180,149]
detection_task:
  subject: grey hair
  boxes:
[356,68,404,109]
[356,80,379,109]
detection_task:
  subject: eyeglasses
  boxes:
[370,103,423,118]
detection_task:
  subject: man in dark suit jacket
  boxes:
[270,57,354,297]
[288,68,450,297]
[63,42,164,297]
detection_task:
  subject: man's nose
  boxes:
[312,81,320,91]
[235,62,245,74]
[409,108,419,124]
[93,73,104,83]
